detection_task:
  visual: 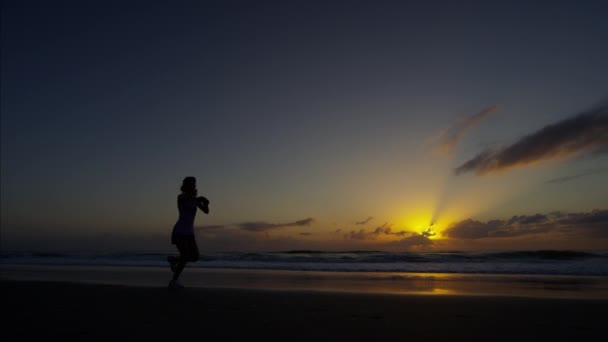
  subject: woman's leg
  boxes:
[172,242,188,281]
[172,259,187,281]
[173,237,199,281]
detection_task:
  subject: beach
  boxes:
[2,265,607,340]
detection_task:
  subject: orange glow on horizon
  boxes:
[392,207,465,241]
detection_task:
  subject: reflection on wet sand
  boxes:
[1,265,607,299]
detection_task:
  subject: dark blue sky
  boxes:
[2,0,607,252]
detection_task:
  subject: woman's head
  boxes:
[180,176,197,195]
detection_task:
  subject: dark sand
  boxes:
[3,279,607,341]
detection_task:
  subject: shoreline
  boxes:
[3,279,607,340]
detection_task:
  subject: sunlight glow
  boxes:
[393,208,465,241]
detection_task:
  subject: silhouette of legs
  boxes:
[172,259,187,281]
[171,237,200,282]
[167,256,178,272]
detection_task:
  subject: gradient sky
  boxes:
[2,0,607,253]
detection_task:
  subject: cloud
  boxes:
[355,216,373,225]
[444,209,608,239]
[421,226,436,237]
[388,234,434,248]
[347,229,370,240]
[545,167,608,184]
[444,219,496,239]
[345,223,410,240]
[455,104,608,175]
[373,223,392,235]
[559,209,608,230]
[199,218,315,233]
[238,217,315,232]
[507,214,548,225]
[433,105,498,156]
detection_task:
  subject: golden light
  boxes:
[393,208,462,241]
[425,213,460,239]
[395,211,443,240]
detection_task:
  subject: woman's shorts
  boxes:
[172,235,199,262]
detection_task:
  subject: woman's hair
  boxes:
[180,176,197,193]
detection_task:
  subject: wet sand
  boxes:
[3,264,608,298]
[2,279,607,340]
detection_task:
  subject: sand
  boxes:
[3,264,607,298]
[3,279,607,341]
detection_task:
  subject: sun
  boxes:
[396,212,443,240]
[422,226,437,238]
[392,204,462,241]
[423,219,453,240]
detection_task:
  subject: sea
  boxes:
[2,250,608,276]
[3,250,608,298]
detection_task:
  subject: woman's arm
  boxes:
[197,196,210,214]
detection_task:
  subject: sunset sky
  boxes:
[2,0,607,253]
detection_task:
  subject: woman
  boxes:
[167,176,209,290]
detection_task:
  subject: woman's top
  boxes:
[172,193,198,237]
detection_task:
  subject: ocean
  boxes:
[3,250,608,298]
[2,250,608,276]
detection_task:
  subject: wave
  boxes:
[485,250,599,260]
[200,250,606,263]
[3,250,606,262]
[2,250,607,276]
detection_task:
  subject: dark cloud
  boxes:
[347,229,369,240]
[433,105,498,156]
[507,214,548,225]
[444,219,504,239]
[444,209,608,239]
[294,218,315,225]
[389,234,434,248]
[373,223,409,236]
[455,104,608,175]
[560,209,608,226]
[545,168,608,184]
[239,217,315,232]
[237,222,277,231]
[196,218,315,234]
[355,216,374,225]
[421,227,436,237]
[373,223,391,235]
[346,223,411,240]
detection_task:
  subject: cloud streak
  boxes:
[433,105,498,156]
[238,218,315,232]
[355,216,373,225]
[444,209,608,239]
[545,167,608,184]
[197,218,315,233]
[455,104,608,175]
[345,223,411,240]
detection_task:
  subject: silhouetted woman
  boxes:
[167,176,209,290]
